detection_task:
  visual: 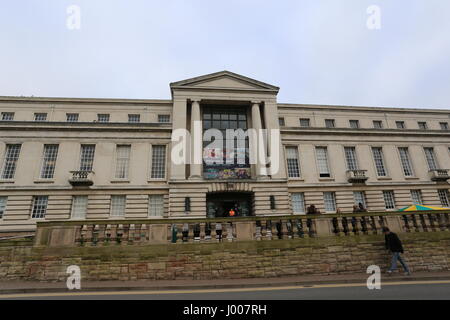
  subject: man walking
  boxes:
[383,227,411,275]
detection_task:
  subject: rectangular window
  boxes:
[383,191,396,210]
[398,147,414,177]
[438,190,450,207]
[349,120,359,129]
[34,113,47,121]
[110,195,126,217]
[440,122,449,130]
[325,119,335,128]
[286,147,300,178]
[1,112,14,121]
[40,145,59,179]
[396,121,405,129]
[373,120,383,129]
[410,190,423,205]
[418,122,428,130]
[316,147,330,177]
[353,191,367,208]
[372,147,387,177]
[323,192,336,212]
[128,114,140,123]
[71,196,88,219]
[115,145,131,179]
[300,118,310,127]
[66,113,79,122]
[97,114,110,122]
[344,147,358,170]
[291,193,305,214]
[149,195,164,217]
[79,145,95,172]
[424,147,438,170]
[278,117,285,127]
[0,197,7,219]
[158,115,170,123]
[31,196,48,219]
[1,144,21,179]
[151,145,166,179]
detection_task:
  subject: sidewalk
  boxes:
[1,271,449,294]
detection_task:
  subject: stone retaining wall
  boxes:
[0,232,449,281]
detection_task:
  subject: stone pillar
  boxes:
[170,99,188,181]
[251,101,267,179]
[262,99,286,179]
[190,99,202,179]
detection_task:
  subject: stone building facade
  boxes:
[0,71,450,235]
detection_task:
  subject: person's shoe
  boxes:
[404,272,411,276]
[387,270,393,275]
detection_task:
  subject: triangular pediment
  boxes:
[170,71,279,93]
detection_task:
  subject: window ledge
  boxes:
[0,179,14,184]
[288,178,304,182]
[34,179,55,184]
[376,177,392,180]
[147,179,167,182]
[110,179,130,184]
[318,177,334,181]
[405,176,420,180]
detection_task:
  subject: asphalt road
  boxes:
[1,281,450,300]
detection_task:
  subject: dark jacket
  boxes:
[385,232,404,253]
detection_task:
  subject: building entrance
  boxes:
[206,192,253,218]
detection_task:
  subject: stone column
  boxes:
[251,101,267,179]
[170,98,188,181]
[190,99,202,179]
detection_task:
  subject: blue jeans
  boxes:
[389,252,410,273]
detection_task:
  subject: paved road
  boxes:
[1,281,450,300]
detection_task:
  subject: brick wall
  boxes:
[0,232,449,281]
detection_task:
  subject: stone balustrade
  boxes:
[34,210,450,247]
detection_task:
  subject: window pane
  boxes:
[151,145,166,179]
[440,122,449,130]
[418,122,428,130]
[373,120,383,129]
[66,113,79,122]
[40,145,59,179]
[1,144,21,179]
[398,147,414,176]
[278,118,285,126]
[158,115,170,123]
[291,193,305,214]
[323,192,336,212]
[325,119,335,128]
[34,113,47,121]
[286,147,300,178]
[438,190,449,207]
[31,196,48,219]
[353,191,366,208]
[0,197,7,219]
[149,195,164,217]
[396,121,405,129]
[349,120,359,129]
[424,147,438,170]
[410,190,423,205]
[80,145,95,171]
[110,195,126,217]
[383,191,395,209]
[300,119,310,127]
[115,145,130,179]
[344,147,358,170]
[372,147,387,176]
[2,112,14,121]
[71,196,88,219]
[128,114,140,123]
[98,114,110,122]
[316,147,330,177]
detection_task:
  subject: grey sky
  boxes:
[0,0,449,109]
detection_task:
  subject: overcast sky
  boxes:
[0,1,449,109]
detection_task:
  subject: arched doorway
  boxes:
[206,192,254,218]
